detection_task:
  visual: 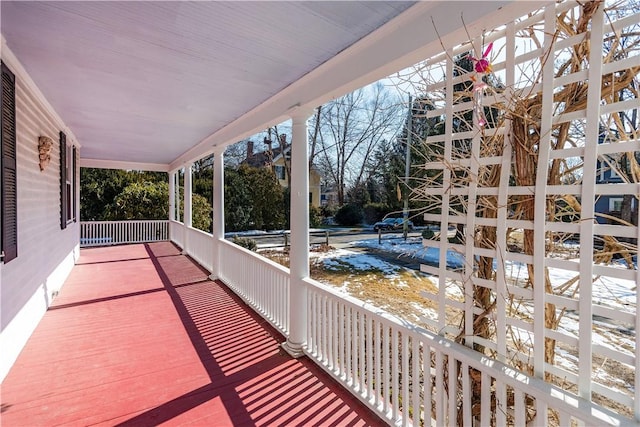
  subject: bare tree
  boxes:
[224,139,250,168]
[309,106,322,171]
[316,82,403,205]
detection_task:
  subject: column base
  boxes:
[281,340,306,358]
[208,273,219,281]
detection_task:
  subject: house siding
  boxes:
[272,157,322,208]
[0,52,79,382]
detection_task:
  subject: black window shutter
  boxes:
[1,61,18,263]
[72,146,77,222]
[60,131,67,229]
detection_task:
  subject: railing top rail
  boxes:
[185,226,212,238]
[224,230,330,239]
[81,220,169,223]
[220,238,290,275]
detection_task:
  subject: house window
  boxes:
[598,157,621,182]
[275,165,285,180]
[609,197,623,212]
[60,132,76,229]
[1,61,17,263]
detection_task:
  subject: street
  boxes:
[226,228,426,271]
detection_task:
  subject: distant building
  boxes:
[242,137,323,207]
[594,130,638,225]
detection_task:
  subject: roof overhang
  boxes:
[0,1,547,172]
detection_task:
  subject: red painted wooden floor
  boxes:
[1,242,385,426]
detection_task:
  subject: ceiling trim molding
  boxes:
[1,37,81,148]
[169,1,546,171]
[81,158,169,172]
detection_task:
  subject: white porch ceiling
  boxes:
[1,1,540,170]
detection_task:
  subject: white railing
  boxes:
[163,219,634,425]
[184,226,214,272]
[169,220,184,249]
[304,278,630,427]
[218,239,290,336]
[80,220,168,247]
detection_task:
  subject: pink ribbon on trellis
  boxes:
[469,42,493,128]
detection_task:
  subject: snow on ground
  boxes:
[310,247,413,298]
[336,237,637,395]
[313,247,401,276]
[354,236,466,269]
[354,236,636,314]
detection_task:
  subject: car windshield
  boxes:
[382,218,397,223]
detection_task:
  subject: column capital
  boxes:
[212,145,226,156]
[289,105,316,122]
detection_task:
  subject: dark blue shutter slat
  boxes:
[60,131,67,229]
[72,146,77,222]
[1,61,18,262]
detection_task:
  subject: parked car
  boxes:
[373,217,413,232]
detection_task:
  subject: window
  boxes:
[1,61,17,262]
[274,165,285,180]
[598,156,621,182]
[609,197,623,212]
[60,132,76,229]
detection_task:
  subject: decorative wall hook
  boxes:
[38,136,53,171]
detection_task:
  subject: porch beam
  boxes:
[210,148,225,280]
[80,158,169,172]
[282,108,313,358]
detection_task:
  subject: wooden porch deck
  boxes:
[1,242,384,426]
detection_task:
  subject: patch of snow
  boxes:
[555,348,579,372]
[312,248,401,276]
[410,302,438,321]
[354,237,466,269]
[225,230,269,237]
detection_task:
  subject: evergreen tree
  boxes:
[224,164,286,231]
[80,168,167,221]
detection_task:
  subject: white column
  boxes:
[210,148,225,280]
[184,164,193,227]
[282,109,312,358]
[169,171,176,222]
[175,171,180,221]
[183,163,193,254]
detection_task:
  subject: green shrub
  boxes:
[309,204,322,228]
[334,203,363,226]
[363,203,389,225]
[232,235,257,251]
[320,204,337,218]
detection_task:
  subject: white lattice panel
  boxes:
[414,0,639,420]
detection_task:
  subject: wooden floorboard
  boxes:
[1,242,385,426]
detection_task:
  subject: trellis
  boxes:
[412,0,640,420]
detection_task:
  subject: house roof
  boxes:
[0,1,538,172]
[243,146,283,169]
